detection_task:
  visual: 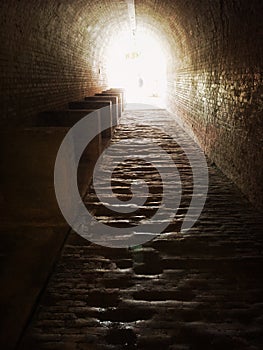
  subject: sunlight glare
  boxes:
[105,29,167,104]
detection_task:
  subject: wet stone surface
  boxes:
[19,110,263,350]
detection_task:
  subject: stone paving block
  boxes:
[137,334,172,349]
[104,327,137,346]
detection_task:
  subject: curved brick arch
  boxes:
[0,0,262,208]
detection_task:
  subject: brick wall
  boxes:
[174,1,262,211]
[140,0,262,211]
[0,0,127,126]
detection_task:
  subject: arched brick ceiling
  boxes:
[0,0,262,210]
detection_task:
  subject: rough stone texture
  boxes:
[18,110,263,350]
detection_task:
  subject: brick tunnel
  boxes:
[0,1,262,349]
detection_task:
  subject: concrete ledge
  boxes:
[85,96,119,123]
[68,100,112,111]
[95,93,123,115]
[37,109,98,127]
[68,101,112,138]
[104,89,126,106]
[37,109,102,166]
[0,128,70,225]
[0,225,67,350]
[0,127,100,222]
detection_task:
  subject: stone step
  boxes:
[95,92,123,113]
[36,109,102,161]
[68,100,112,138]
[103,88,126,105]
[0,127,71,224]
[84,95,119,124]
[37,109,98,127]
[0,125,100,219]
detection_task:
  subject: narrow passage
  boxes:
[19,110,263,350]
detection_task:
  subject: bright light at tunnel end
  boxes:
[105,29,168,104]
[54,105,208,248]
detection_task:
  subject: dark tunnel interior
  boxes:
[0,1,262,349]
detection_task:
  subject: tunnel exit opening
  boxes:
[105,28,167,108]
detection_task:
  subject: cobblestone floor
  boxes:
[19,110,263,350]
